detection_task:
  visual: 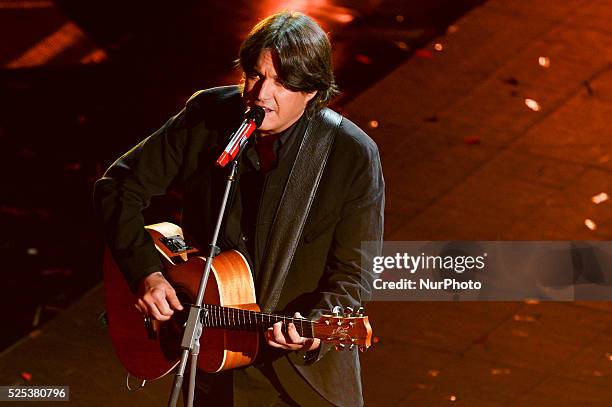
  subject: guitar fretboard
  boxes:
[202,304,315,338]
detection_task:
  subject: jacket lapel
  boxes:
[257,108,342,312]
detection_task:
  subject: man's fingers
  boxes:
[148,288,175,316]
[265,329,285,348]
[167,288,183,311]
[142,293,173,321]
[143,298,170,321]
[153,295,174,316]
[136,299,147,315]
[272,321,287,344]
[287,323,303,344]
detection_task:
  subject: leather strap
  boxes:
[258,108,342,313]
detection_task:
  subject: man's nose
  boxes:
[256,78,273,101]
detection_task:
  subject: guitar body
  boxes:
[104,222,259,381]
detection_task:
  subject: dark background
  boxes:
[0,0,485,351]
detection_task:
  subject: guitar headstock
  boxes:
[313,306,373,351]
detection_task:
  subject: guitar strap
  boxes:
[257,107,342,313]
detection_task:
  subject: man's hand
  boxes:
[265,312,321,351]
[135,272,183,321]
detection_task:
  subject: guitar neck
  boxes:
[202,304,316,338]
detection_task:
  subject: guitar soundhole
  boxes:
[158,289,192,361]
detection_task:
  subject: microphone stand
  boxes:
[167,149,245,407]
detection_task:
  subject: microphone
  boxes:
[216,106,265,168]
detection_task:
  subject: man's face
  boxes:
[243,49,316,136]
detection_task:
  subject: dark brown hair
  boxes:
[238,11,339,114]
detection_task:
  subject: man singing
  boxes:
[95,11,384,406]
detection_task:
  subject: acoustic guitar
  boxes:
[103,222,373,381]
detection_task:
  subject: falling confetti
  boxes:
[19,148,37,158]
[369,120,379,129]
[355,54,372,64]
[447,25,459,34]
[491,368,511,375]
[64,162,82,171]
[584,219,597,231]
[591,192,609,204]
[395,15,404,23]
[434,43,444,51]
[538,56,550,67]
[449,395,457,402]
[513,314,539,322]
[0,205,28,216]
[21,372,32,381]
[427,369,440,377]
[504,77,519,86]
[464,136,481,145]
[416,49,433,58]
[524,299,540,305]
[41,268,73,277]
[511,328,529,338]
[395,41,409,51]
[29,330,42,339]
[33,305,43,327]
[525,99,541,111]
[605,352,612,361]
[27,248,39,256]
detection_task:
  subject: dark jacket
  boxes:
[94,86,384,406]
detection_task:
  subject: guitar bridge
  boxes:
[160,235,193,253]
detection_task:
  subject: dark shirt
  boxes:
[236,114,308,283]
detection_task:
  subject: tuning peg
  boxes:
[355,307,365,316]
[335,343,346,351]
[344,307,353,317]
[359,345,365,352]
[349,344,355,351]
[332,305,343,317]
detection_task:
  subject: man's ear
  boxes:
[305,90,317,104]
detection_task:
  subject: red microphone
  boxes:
[216,106,265,168]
